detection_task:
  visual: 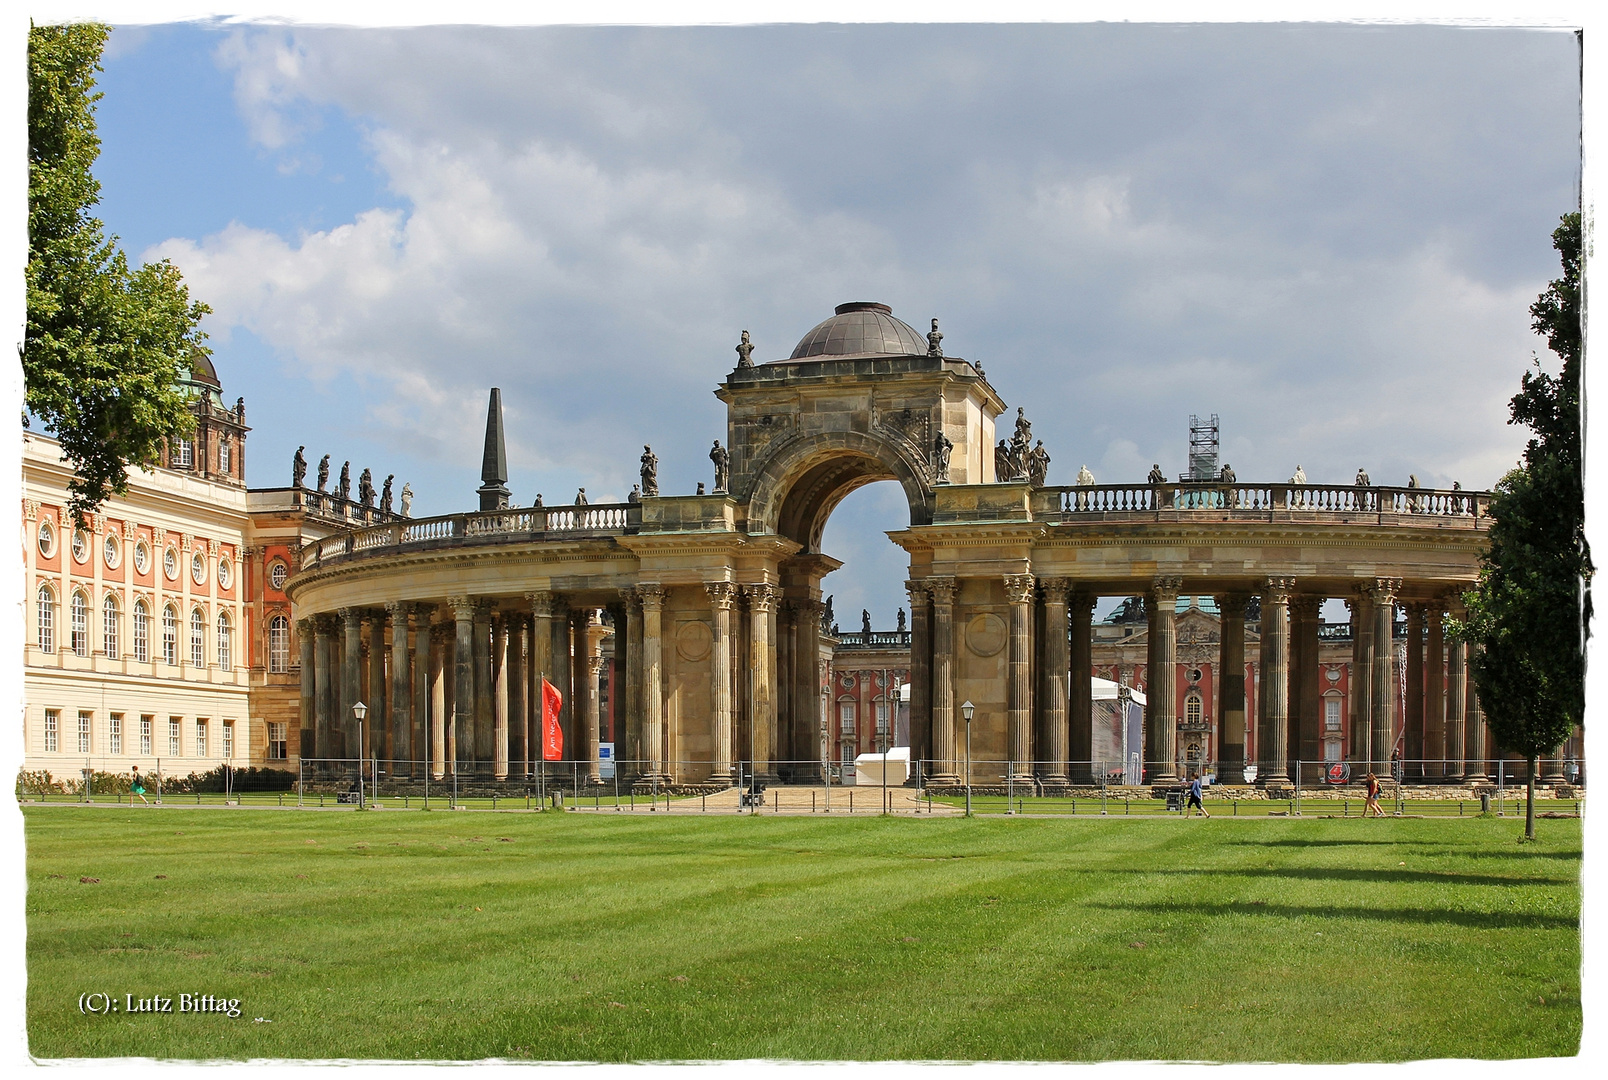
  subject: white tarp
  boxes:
[1091,678,1146,784]
[854,746,910,785]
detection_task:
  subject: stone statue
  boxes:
[358,467,375,507]
[1291,464,1308,485]
[735,330,755,368]
[337,461,351,502]
[292,446,307,488]
[1355,468,1371,486]
[1219,463,1236,483]
[823,595,834,627]
[380,475,394,514]
[862,609,872,637]
[640,445,659,497]
[1148,464,1165,484]
[1451,480,1464,514]
[1076,464,1095,486]
[628,484,641,503]
[1013,407,1032,449]
[897,608,907,633]
[533,493,543,507]
[710,440,730,492]
[1027,440,1050,487]
[927,317,944,357]
[317,454,330,492]
[575,487,588,505]
[1407,473,1420,488]
[235,397,245,421]
[400,483,413,517]
[696,482,706,495]
[995,440,1011,481]
[932,430,953,483]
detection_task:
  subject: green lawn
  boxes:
[24,807,1581,1061]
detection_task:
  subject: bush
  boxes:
[15,769,65,796]
[157,765,297,794]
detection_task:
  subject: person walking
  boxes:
[1364,771,1384,818]
[130,765,149,805]
[1187,774,1209,818]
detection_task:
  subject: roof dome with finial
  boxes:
[789,302,927,360]
[179,347,227,408]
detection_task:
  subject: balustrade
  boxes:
[1053,482,1485,521]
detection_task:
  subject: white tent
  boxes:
[854,746,911,785]
[1091,678,1146,784]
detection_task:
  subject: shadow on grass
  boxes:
[1226,838,1582,861]
[1126,866,1577,888]
[1091,899,1579,931]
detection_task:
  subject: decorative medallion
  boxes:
[675,620,713,662]
[965,612,1007,657]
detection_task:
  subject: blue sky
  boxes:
[83,20,1581,627]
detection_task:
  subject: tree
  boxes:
[24,22,209,525]
[1460,212,1591,840]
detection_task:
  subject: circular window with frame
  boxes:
[163,547,178,580]
[37,520,55,558]
[71,529,89,563]
[217,558,232,590]
[191,551,207,586]
[103,533,120,569]
[1188,667,1203,683]
[269,561,288,591]
[134,541,150,574]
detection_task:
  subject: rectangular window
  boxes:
[1325,698,1342,731]
[175,438,193,467]
[195,719,209,758]
[109,714,123,756]
[133,607,150,662]
[77,711,92,754]
[875,700,890,737]
[162,609,177,666]
[268,722,287,760]
[168,717,182,757]
[838,701,856,736]
[44,709,59,753]
[103,601,119,659]
[218,439,231,473]
[222,721,235,760]
[139,715,153,756]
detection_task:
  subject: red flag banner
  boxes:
[542,678,564,762]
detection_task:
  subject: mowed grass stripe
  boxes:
[24,809,1579,1061]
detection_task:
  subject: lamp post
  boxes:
[961,700,975,818]
[352,701,368,809]
[887,672,900,816]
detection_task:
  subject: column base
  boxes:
[1462,772,1489,784]
[1256,773,1291,787]
[1006,770,1036,784]
[1036,771,1069,786]
[925,772,961,786]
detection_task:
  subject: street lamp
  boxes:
[961,700,975,818]
[352,701,368,809]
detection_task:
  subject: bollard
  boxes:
[1480,792,1491,814]
[1125,797,1129,816]
[1233,800,1237,816]
[552,791,563,810]
[850,791,854,813]
[813,791,817,813]
[702,794,707,812]
[1458,801,1462,816]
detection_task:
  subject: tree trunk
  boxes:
[1526,754,1537,841]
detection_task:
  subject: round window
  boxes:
[218,558,232,589]
[164,547,178,580]
[134,541,149,574]
[270,561,288,591]
[1188,667,1203,683]
[191,551,207,585]
[37,520,55,557]
[71,530,88,563]
[103,534,120,568]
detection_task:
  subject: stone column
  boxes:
[1292,595,1323,784]
[340,608,362,762]
[1003,573,1036,782]
[430,622,448,779]
[1038,579,1071,784]
[578,609,601,783]
[792,599,821,777]
[1215,594,1249,784]
[509,614,528,778]
[1068,589,1095,783]
[1424,602,1446,780]
[314,615,335,760]
[1347,593,1374,772]
[551,597,572,764]
[744,583,778,781]
[1464,654,1489,782]
[1404,602,1425,780]
[450,597,475,777]
[638,585,668,782]
[492,611,510,780]
[706,583,736,783]
[776,601,795,777]
[1144,576,1182,782]
[411,606,431,778]
[928,577,958,783]
[1256,577,1294,786]
[527,593,555,774]
[386,602,411,776]
[366,612,386,765]
[472,601,493,770]
[1446,634,1468,781]
[1370,579,1401,771]
[617,590,643,778]
[298,618,316,764]
[905,581,933,775]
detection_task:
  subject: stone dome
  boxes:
[789,302,927,359]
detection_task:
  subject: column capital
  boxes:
[297,618,317,640]
[616,587,640,609]
[1363,577,1403,602]
[431,620,454,642]
[742,582,777,611]
[904,579,930,603]
[384,600,405,617]
[1038,577,1073,604]
[338,606,362,627]
[312,612,337,633]
[526,590,556,617]
[586,654,606,675]
[1150,575,1184,602]
[1069,588,1097,617]
[448,596,476,620]
[1261,577,1297,603]
[1290,594,1323,618]
[704,581,738,608]
[474,598,495,618]
[637,583,666,610]
[1214,592,1251,619]
[926,576,957,605]
[1004,573,1036,606]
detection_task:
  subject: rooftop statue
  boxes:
[1148,464,1165,484]
[710,440,730,491]
[995,440,1011,481]
[927,317,943,357]
[897,607,907,633]
[533,493,543,507]
[823,595,834,626]
[337,461,351,502]
[292,446,307,488]
[1291,464,1307,485]
[1219,463,1236,483]
[640,445,659,497]
[1076,464,1096,486]
[317,454,330,492]
[575,487,588,505]
[736,330,755,368]
[380,475,394,515]
[1028,440,1051,487]
[1355,468,1371,486]
[358,467,375,507]
[862,609,872,636]
[629,484,641,503]
[932,430,953,483]
[696,482,706,495]
[235,397,245,421]
[400,483,413,517]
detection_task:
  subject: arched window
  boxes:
[36,584,55,652]
[102,593,120,659]
[216,610,232,669]
[838,699,857,736]
[70,591,89,657]
[133,600,150,662]
[1185,693,1203,725]
[268,615,290,674]
[190,607,206,667]
[162,605,178,666]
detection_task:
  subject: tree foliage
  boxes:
[24,22,209,524]
[1461,212,1591,775]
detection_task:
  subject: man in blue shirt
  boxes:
[1187,775,1209,818]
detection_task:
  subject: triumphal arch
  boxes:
[286,302,1491,790]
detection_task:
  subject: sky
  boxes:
[81,19,1582,628]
